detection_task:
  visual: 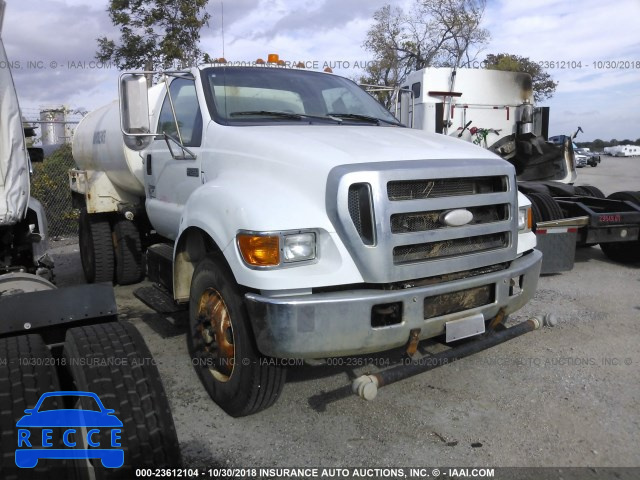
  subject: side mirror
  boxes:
[119,74,153,151]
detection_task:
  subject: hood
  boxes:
[214,124,501,167]
[207,124,508,186]
[200,123,514,234]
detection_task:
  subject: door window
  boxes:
[158,78,203,147]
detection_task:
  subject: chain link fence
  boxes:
[30,144,79,239]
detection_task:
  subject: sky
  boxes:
[2,0,639,142]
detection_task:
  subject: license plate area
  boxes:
[445,313,485,342]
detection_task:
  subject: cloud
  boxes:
[3,0,120,111]
[1,0,638,141]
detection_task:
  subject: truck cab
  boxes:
[71,60,541,416]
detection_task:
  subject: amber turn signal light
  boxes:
[237,234,280,266]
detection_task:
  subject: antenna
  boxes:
[221,1,225,59]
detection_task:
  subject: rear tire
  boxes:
[527,192,563,225]
[79,208,114,284]
[113,220,144,285]
[0,335,63,480]
[607,191,640,205]
[575,185,605,199]
[187,254,286,417]
[599,191,640,263]
[63,322,181,478]
[524,194,543,227]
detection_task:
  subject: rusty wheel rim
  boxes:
[195,288,235,382]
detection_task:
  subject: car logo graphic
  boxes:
[15,391,124,469]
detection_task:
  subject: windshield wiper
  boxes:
[229,110,341,123]
[326,112,402,126]
[230,110,305,120]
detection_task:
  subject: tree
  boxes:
[96,0,211,70]
[483,53,558,102]
[361,0,490,105]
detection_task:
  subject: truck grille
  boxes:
[390,204,508,233]
[387,176,506,201]
[327,160,518,283]
[393,233,509,264]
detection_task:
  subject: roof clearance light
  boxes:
[277,60,285,66]
[256,58,265,64]
[296,62,305,69]
[216,57,227,64]
[324,67,333,73]
[267,53,279,64]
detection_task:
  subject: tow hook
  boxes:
[352,314,557,401]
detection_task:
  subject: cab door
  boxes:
[144,77,204,239]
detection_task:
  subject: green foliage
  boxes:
[484,53,558,102]
[30,144,78,238]
[96,0,211,70]
[361,0,490,102]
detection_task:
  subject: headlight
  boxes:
[283,233,316,263]
[237,230,317,268]
[518,206,533,232]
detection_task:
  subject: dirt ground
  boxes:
[49,155,640,474]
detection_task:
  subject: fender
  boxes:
[174,173,363,299]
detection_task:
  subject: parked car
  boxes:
[574,151,589,168]
[575,148,600,167]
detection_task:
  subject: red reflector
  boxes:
[536,229,547,235]
[568,228,578,233]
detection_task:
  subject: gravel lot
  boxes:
[50,155,640,474]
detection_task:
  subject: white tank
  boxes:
[72,84,165,197]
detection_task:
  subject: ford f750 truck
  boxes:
[70,57,542,416]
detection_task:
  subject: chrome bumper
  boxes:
[245,250,542,358]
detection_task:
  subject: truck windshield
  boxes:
[202,67,402,126]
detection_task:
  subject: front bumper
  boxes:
[245,249,542,358]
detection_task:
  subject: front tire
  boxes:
[187,255,286,417]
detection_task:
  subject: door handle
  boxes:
[146,154,152,175]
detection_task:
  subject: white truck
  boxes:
[0,2,179,476]
[70,57,543,416]
[395,67,640,270]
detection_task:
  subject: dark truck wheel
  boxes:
[79,208,114,284]
[0,335,64,479]
[599,191,640,264]
[575,185,605,199]
[113,220,144,285]
[526,192,563,226]
[187,254,286,417]
[63,322,181,478]
[524,194,543,227]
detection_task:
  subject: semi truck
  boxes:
[393,67,640,271]
[70,56,545,416]
[0,2,179,477]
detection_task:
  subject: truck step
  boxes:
[133,285,188,334]
[147,243,174,293]
[134,285,186,314]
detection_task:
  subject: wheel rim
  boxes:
[195,288,235,382]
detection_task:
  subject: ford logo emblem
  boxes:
[440,209,474,227]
